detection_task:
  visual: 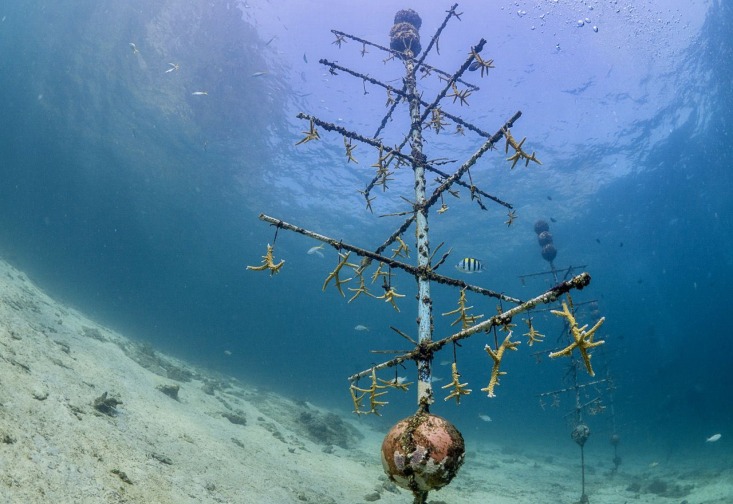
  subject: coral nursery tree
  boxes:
[248,5,604,503]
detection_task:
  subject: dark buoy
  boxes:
[541,243,557,262]
[534,219,550,235]
[572,424,591,447]
[394,8,422,30]
[390,9,422,57]
[537,231,553,247]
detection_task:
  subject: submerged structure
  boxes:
[248,5,605,503]
[527,221,616,504]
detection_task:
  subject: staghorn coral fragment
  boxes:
[246,244,285,275]
[442,288,483,329]
[442,362,471,404]
[549,301,605,376]
[375,286,405,312]
[523,318,545,346]
[481,332,520,398]
[322,251,358,296]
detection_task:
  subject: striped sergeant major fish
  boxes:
[455,257,484,274]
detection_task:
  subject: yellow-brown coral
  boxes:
[322,252,358,296]
[503,126,542,169]
[549,302,605,376]
[442,289,483,329]
[481,332,520,398]
[442,362,472,404]
[376,286,405,312]
[349,369,397,416]
[246,244,285,276]
[523,318,545,346]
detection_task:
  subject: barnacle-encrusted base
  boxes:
[381,413,465,492]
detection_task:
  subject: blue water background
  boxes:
[0,0,730,463]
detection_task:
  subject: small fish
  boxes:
[192,91,208,96]
[387,376,407,385]
[478,414,492,423]
[468,60,481,72]
[224,350,232,356]
[165,62,180,73]
[307,244,325,258]
[706,433,722,443]
[550,217,557,223]
[303,53,308,63]
[354,325,369,332]
[431,376,444,383]
[251,71,267,77]
[455,257,484,274]
[439,359,452,366]
[129,42,139,54]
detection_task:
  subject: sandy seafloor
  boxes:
[0,257,731,504]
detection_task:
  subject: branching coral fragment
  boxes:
[370,144,396,191]
[347,273,375,303]
[391,235,410,258]
[349,369,391,415]
[295,118,320,145]
[343,136,359,163]
[332,33,347,48]
[481,332,520,398]
[470,47,495,78]
[442,288,483,329]
[246,243,285,275]
[523,318,545,346]
[442,362,472,404]
[426,107,450,133]
[549,301,605,376]
[376,286,406,312]
[378,376,412,392]
[370,262,392,284]
[322,252,358,296]
[449,82,472,106]
[503,126,542,168]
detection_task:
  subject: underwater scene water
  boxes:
[0,0,731,493]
